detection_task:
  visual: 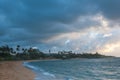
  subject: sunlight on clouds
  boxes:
[41,14,120,56]
[43,31,87,43]
[102,43,119,52]
[99,42,120,56]
[44,14,111,43]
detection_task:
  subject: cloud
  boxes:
[0,0,120,56]
[94,0,120,20]
[98,41,120,57]
[0,0,98,44]
[103,33,112,38]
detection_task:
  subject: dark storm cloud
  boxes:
[0,0,96,42]
[0,0,120,48]
[94,0,120,20]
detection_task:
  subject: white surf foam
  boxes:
[23,62,39,70]
[43,72,55,78]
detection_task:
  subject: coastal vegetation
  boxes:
[0,45,113,61]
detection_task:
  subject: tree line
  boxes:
[0,45,113,61]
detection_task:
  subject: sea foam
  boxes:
[23,62,57,80]
[23,62,39,70]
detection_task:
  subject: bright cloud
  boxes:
[99,41,120,57]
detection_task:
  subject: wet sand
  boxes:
[0,61,35,80]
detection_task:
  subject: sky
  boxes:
[0,0,120,57]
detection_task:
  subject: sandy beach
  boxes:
[0,61,35,80]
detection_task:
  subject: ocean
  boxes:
[23,58,120,80]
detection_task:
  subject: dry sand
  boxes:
[0,61,35,80]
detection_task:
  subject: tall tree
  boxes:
[16,45,20,51]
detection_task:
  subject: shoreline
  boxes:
[0,61,35,80]
[0,59,60,80]
[0,58,118,80]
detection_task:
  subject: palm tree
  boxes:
[16,45,20,51]
[10,48,14,53]
[16,45,20,54]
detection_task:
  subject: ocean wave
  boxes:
[43,72,55,78]
[22,58,120,80]
[23,62,57,80]
[23,62,39,70]
[23,62,78,80]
